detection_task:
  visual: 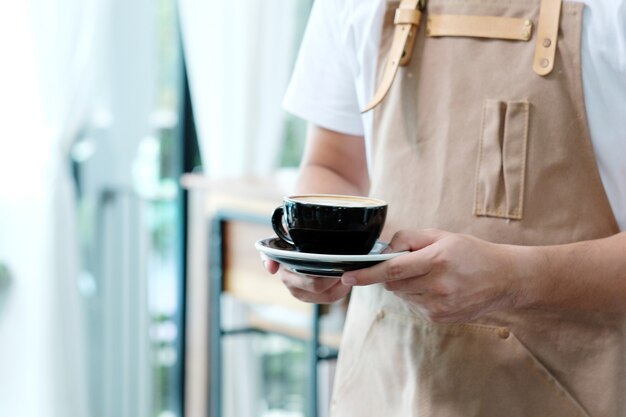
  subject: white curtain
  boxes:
[0,0,102,415]
[178,0,304,178]
[178,3,308,416]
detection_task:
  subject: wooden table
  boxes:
[182,174,344,417]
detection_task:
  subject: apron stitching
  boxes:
[383,309,508,334]
[474,100,529,220]
[333,313,384,399]
[564,2,620,234]
[339,306,592,415]
[515,101,529,218]
[473,99,488,216]
[343,310,590,415]
[478,209,522,217]
[516,333,591,417]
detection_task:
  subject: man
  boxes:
[264,0,626,415]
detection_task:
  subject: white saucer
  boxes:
[255,237,408,278]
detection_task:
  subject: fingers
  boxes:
[261,254,280,274]
[387,229,446,253]
[342,244,437,286]
[341,229,446,286]
[264,229,448,301]
[279,268,351,304]
[281,270,342,293]
[287,278,352,304]
[262,254,350,303]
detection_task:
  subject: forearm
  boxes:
[295,164,368,196]
[295,124,370,196]
[516,231,626,313]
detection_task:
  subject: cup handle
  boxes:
[271,206,294,245]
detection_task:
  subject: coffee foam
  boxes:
[289,195,386,208]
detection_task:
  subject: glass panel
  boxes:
[216,1,315,416]
[258,336,307,415]
[216,2,317,416]
[74,0,186,416]
[279,1,313,168]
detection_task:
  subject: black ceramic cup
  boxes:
[271,194,388,255]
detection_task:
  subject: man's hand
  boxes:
[263,256,351,304]
[341,230,530,323]
[262,124,367,304]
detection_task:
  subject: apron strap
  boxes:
[533,0,562,75]
[426,15,533,41]
[362,0,422,113]
[364,0,561,112]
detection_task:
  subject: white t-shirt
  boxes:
[283,0,626,231]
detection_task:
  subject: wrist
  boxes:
[504,244,551,310]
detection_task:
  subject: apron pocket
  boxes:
[474,99,529,220]
[331,311,591,417]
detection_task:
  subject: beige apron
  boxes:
[330,0,625,416]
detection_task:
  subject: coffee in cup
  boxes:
[271,194,387,255]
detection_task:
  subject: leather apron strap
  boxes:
[533,0,562,75]
[364,0,562,112]
[427,15,533,41]
[361,0,422,113]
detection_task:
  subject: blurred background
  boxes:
[0,1,346,417]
